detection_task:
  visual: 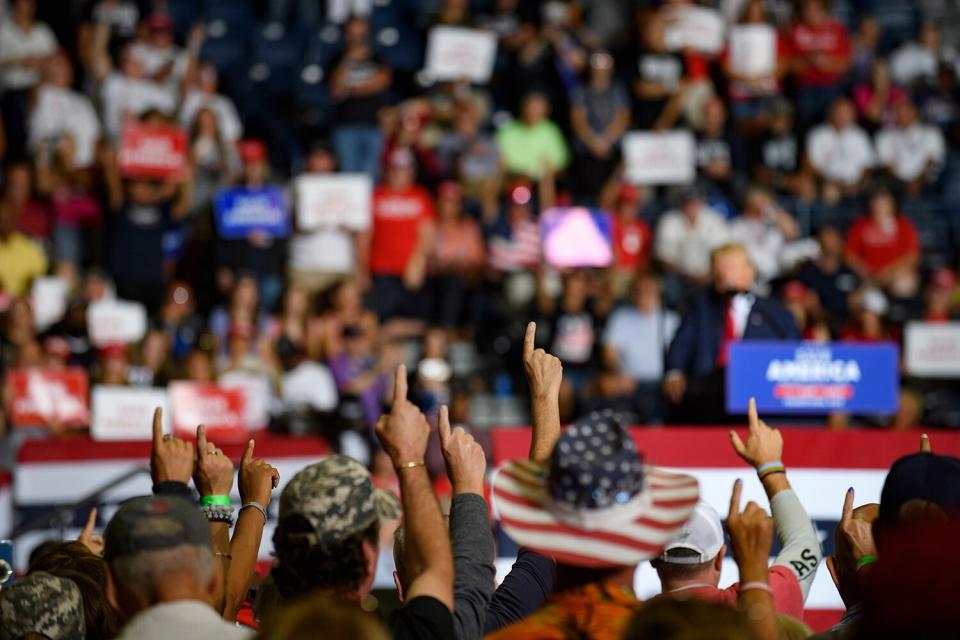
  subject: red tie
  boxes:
[717,301,736,368]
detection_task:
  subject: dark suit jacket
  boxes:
[666,289,801,379]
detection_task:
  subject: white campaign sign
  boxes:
[31,276,70,331]
[219,371,271,431]
[424,26,498,84]
[904,321,960,377]
[87,299,147,347]
[663,5,726,54]
[622,130,696,185]
[91,385,170,441]
[295,174,372,231]
[729,24,777,77]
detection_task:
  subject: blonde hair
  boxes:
[709,243,751,268]
[255,594,389,640]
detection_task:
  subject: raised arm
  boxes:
[730,398,822,598]
[193,424,237,615]
[523,322,562,464]
[727,479,778,640]
[224,439,280,620]
[439,405,494,640]
[377,365,454,610]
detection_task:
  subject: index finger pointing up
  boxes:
[393,364,408,405]
[841,487,855,523]
[152,407,163,446]
[728,478,743,519]
[196,424,207,455]
[523,321,536,360]
[438,405,451,445]
[748,397,759,432]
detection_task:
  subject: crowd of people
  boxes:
[0,0,959,449]
[2,322,959,640]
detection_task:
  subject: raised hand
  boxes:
[376,365,430,465]
[150,407,194,485]
[920,433,932,453]
[194,424,235,497]
[78,507,104,557]
[837,488,876,563]
[730,398,783,470]
[438,405,486,496]
[238,439,280,508]
[726,479,774,578]
[522,321,562,400]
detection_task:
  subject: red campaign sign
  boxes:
[118,124,188,180]
[168,381,247,442]
[7,368,90,429]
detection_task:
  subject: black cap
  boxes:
[104,496,211,561]
[878,453,960,526]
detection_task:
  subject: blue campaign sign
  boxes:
[727,341,900,414]
[214,187,290,239]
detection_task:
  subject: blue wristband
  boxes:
[756,461,784,474]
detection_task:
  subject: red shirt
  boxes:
[612,218,652,270]
[845,215,920,274]
[661,565,804,620]
[369,185,434,276]
[787,19,850,87]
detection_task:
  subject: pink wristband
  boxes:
[739,581,773,595]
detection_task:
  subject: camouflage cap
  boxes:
[0,571,85,640]
[279,455,401,546]
[104,495,211,561]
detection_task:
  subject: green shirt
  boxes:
[495,119,570,179]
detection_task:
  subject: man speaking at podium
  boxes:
[664,243,800,424]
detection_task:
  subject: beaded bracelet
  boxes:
[200,504,235,526]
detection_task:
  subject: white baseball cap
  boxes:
[658,501,725,564]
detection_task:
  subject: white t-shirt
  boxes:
[29,85,102,167]
[101,72,176,138]
[288,228,355,274]
[179,90,243,142]
[875,123,946,182]
[282,361,339,411]
[806,124,875,185]
[890,43,938,87]
[655,206,730,278]
[0,19,57,90]
[128,41,188,83]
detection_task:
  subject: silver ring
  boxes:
[162,435,173,441]
[0,559,12,586]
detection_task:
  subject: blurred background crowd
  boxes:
[2,0,960,461]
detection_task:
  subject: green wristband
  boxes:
[856,555,878,570]
[200,495,232,507]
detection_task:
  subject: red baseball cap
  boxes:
[146,13,174,32]
[437,181,463,200]
[387,147,415,169]
[100,343,129,359]
[508,182,532,206]
[617,184,641,205]
[930,268,957,291]
[782,280,808,303]
[237,139,268,164]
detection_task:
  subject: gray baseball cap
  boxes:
[104,495,211,561]
[0,571,85,640]
[279,455,401,546]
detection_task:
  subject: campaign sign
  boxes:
[295,174,372,231]
[622,130,696,185]
[219,371,271,431]
[727,342,899,414]
[663,5,726,54]
[540,207,613,269]
[424,26,498,84]
[904,321,960,378]
[729,24,776,77]
[87,299,147,347]
[7,368,90,428]
[118,124,188,180]
[91,385,169,441]
[168,381,247,442]
[214,186,290,239]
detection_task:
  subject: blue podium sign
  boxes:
[727,341,900,414]
[214,186,290,239]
